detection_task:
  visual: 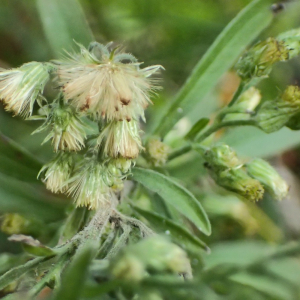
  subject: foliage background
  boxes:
[1,0,300,299]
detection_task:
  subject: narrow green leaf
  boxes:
[8,234,56,257]
[36,0,94,56]
[220,126,300,157]
[53,245,94,300]
[0,256,47,290]
[152,0,274,137]
[131,204,209,252]
[230,272,294,300]
[0,173,66,222]
[0,132,42,182]
[185,118,210,141]
[131,167,211,235]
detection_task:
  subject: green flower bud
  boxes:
[214,168,264,202]
[255,85,300,133]
[111,237,190,281]
[223,87,261,121]
[204,144,241,170]
[33,98,87,152]
[204,145,264,202]
[277,28,300,59]
[0,62,51,117]
[246,158,289,201]
[1,214,29,235]
[146,136,170,166]
[111,254,145,281]
[236,37,289,82]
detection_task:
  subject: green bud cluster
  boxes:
[146,136,170,167]
[246,158,289,201]
[277,28,300,59]
[255,85,300,133]
[235,37,289,82]
[204,145,264,202]
[204,145,288,201]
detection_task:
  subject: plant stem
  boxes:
[168,119,256,161]
[228,81,246,107]
[195,119,256,143]
[168,144,192,161]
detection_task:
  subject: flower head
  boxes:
[0,62,50,117]
[255,85,300,133]
[246,158,289,201]
[38,152,74,193]
[55,42,162,121]
[33,98,87,152]
[67,157,124,210]
[146,136,170,166]
[97,119,143,159]
[236,37,289,82]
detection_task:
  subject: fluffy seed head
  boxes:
[38,152,74,193]
[67,158,124,210]
[97,119,143,159]
[33,100,87,152]
[0,62,50,117]
[55,42,162,121]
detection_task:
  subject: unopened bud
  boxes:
[246,158,289,201]
[236,38,289,81]
[255,85,300,133]
[277,28,300,59]
[111,237,190,281]
[111,255,145,281]
[204,144,241,170]
[204,145,264,202]
[223,87,261,121]
[146,136,170,166]
[1,214,29,235]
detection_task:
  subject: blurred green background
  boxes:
[1,0,300,298]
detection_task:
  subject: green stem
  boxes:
[27,254,69,297]
[0,256,50,290]
[168,119,256,161]
[228,81,246,107]
[168,144,192,161]
[195,119,256,143]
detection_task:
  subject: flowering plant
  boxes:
[1,1,300,299]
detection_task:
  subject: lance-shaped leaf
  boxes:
[131,168,211,235]
[36,0,94,56]
[152,0,275,137]
[8,234,56,257]
[131,204,209,252]
[0,132,42,182]
[53,244,95,300]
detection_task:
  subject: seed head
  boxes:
[67,157,124,210]
[33,99,87,152]
[38,152,74,193]
[0,62,50,117]
[97,119,143,159]
[55,42,162,121]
